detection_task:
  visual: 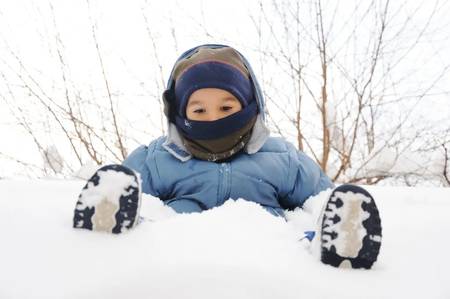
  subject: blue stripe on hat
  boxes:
[174,61,254,117]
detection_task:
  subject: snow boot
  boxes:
[320,184,382,269]
[73,164,142,234]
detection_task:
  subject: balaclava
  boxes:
[170,46,258,162]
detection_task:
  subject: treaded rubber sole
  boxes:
[320,184,382,269]
[73,164,141,234]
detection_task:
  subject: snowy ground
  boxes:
[0,180,449,299]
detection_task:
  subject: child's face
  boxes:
[186,88,242,121]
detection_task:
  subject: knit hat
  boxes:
[173,47,254,117]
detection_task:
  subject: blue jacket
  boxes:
[122,44,334,216]
[123,136,333,216]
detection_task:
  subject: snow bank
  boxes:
[0,180,449,299]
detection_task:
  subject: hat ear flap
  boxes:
[248,76,258,112]
[162,87,176,122]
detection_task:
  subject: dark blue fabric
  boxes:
[174,61,254,117]
[174,101,258,140]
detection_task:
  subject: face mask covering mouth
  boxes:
[181,115,257,162]
[175,100,258,140]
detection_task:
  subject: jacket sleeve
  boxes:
[122,140,161,197]
[279,144,334,210]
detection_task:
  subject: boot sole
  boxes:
[73,164,141,234]
[320,185,382,269]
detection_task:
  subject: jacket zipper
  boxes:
[218,162,231,205]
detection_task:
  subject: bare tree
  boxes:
[0,0,448,187]
[251,0,450,185]
[443,144,450,186]
[0,1,176,177]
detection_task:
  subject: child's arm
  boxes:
[123,140,203,213]
[122,141,161,197]
[279,144,335,210]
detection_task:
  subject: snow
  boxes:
[77,169,139,209]
[0,180,449,299]
[362,147,448,184]
[73,162,101,180]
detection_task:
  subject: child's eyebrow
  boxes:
[223,97,238,102]
[187,100,202,106]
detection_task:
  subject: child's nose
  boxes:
[205,111,223,121]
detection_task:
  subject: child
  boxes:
[73,44,382,269]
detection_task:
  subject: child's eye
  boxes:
[221,106,233,112]
[193,108,205,113]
